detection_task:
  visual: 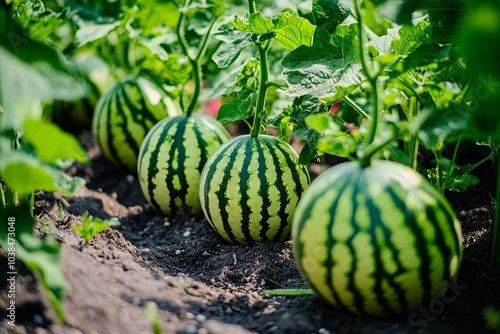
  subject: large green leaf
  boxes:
[216,94,255,125]
[0,150,85,196]
[281,43,363,102]
[312,0,353,34]
[232,10,316,51]
[272,11,316,51]
[212,25,253,68]
[392,20,430,55]
[0,152,62,195]
[23,120,89,164]
[0,7,87,127]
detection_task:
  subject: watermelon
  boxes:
[92,76,180,171]
[138,113,231,216]
[292,160,462,317]
[199,135,310,245]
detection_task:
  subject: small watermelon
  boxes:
[92,76,180,171]
[292,160,462,317]
[199,134,310,245]
[138,113,231,216]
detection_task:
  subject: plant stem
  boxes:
[0,182,5,210]
[354,0,380,167]
[247,0,270,137]
[434,149,444,194]
[397,77,427,106]
[492,144,500,268]
[248,0,256,14]
[27,192,34,217]
[176,0,220,117]
[359,133,398,168]
[176,0,193,60]
[451,137,462,167]
[250,41,271,137]
[342,96,371,119]
[407,96,419,170]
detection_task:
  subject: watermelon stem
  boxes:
[406,96,420,170]
[342,96,371,120]
[176,0,220,117]
[354,0,381,165]
[248,0,271,138]
[492,145,500,268]
[359,132,398,168]
[0,183,5,210]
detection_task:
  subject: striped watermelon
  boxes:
[199,135,310,245]
[92,76,180,171]
[138,113,231,216]
[292,160,462,317]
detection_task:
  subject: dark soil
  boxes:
[1,130,500,334]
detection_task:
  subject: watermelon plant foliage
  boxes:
[268,0,500,268]
[0,1,89,322]
[2,0,500,325]
[198,0,313,245]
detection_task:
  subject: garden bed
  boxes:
[1,130,499,334]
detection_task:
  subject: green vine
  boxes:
[248,0,271,138]
[354,0,381,167]
[176,0,221,117]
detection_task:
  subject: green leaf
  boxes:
[299,138,320,165]
[412,106,468,150]
[231,10,315,51]
[0,149,85,196]
[386,145,411,166]
[204,58,259,98]
[281,23,363,102]
[216,94,255,125]
[329,23,359,60]
[212,25,253,68]
[403,43,451,72]
[312,0,353,34]
[14,0,68,42]
[281,47,363,101]
[392,20,430,55]
[23,119,89,164]
[272,10,316,51]
[0,12,87,126]
[73,16,121,47]
[291,95,329,163]
[73,211,120,245]
[424,81,461,110]
[56,174,87,195]
[249,12,274,34]
[0,152,62,195]
[306,112,357,159]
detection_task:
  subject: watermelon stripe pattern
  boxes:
[138,113,230,216]
[199,135,310,245]
[92,76,180,171]
[292,160,462,317]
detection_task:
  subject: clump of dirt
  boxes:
[1,130,499,334]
